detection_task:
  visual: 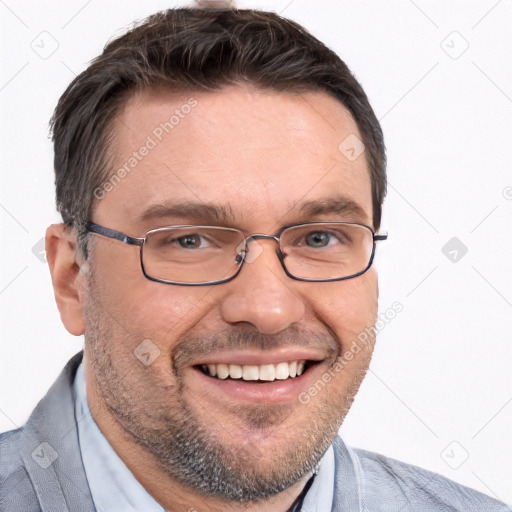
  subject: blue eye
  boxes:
[305,231,331,248]
[304,230,349,248]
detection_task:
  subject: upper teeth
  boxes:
[201,361,306,381]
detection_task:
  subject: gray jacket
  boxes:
[1,352,509,511]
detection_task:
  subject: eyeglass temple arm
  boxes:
[374,233,388,241]
[86,223,144,246]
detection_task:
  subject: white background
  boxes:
[1,0,511,505]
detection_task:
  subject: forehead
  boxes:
[97,85,372,230]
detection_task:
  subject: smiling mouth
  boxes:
[196,360,318,383]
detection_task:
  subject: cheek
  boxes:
[93,242,211,332]
[306,269,378,349]
[94,271,218,360]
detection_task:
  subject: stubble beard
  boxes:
[83,272,374,503]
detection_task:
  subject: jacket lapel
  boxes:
[331,436,362,511]
[20,352,96,512]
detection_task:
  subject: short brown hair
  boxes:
[50,7,386,255]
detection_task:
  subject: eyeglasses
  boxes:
[86,222,387,286]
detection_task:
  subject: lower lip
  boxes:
[189,363,325,403]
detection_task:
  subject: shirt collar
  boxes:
[74,361,166,512]
[300,445,335,511]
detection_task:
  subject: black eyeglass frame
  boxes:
[86,221,388,286]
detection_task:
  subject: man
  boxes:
[0,7,509,512]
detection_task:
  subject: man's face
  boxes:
[82,86,378,501]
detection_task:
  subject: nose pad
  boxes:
[235,237,267,265]
[234,240,246,265]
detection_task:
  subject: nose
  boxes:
[220,239,306,334]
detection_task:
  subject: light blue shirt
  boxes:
[73,362,335,511]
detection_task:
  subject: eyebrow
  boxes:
[137,194,370,226]
[297,195,370,222]
[139,201,235,225]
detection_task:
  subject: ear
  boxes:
[45,224,86,336]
